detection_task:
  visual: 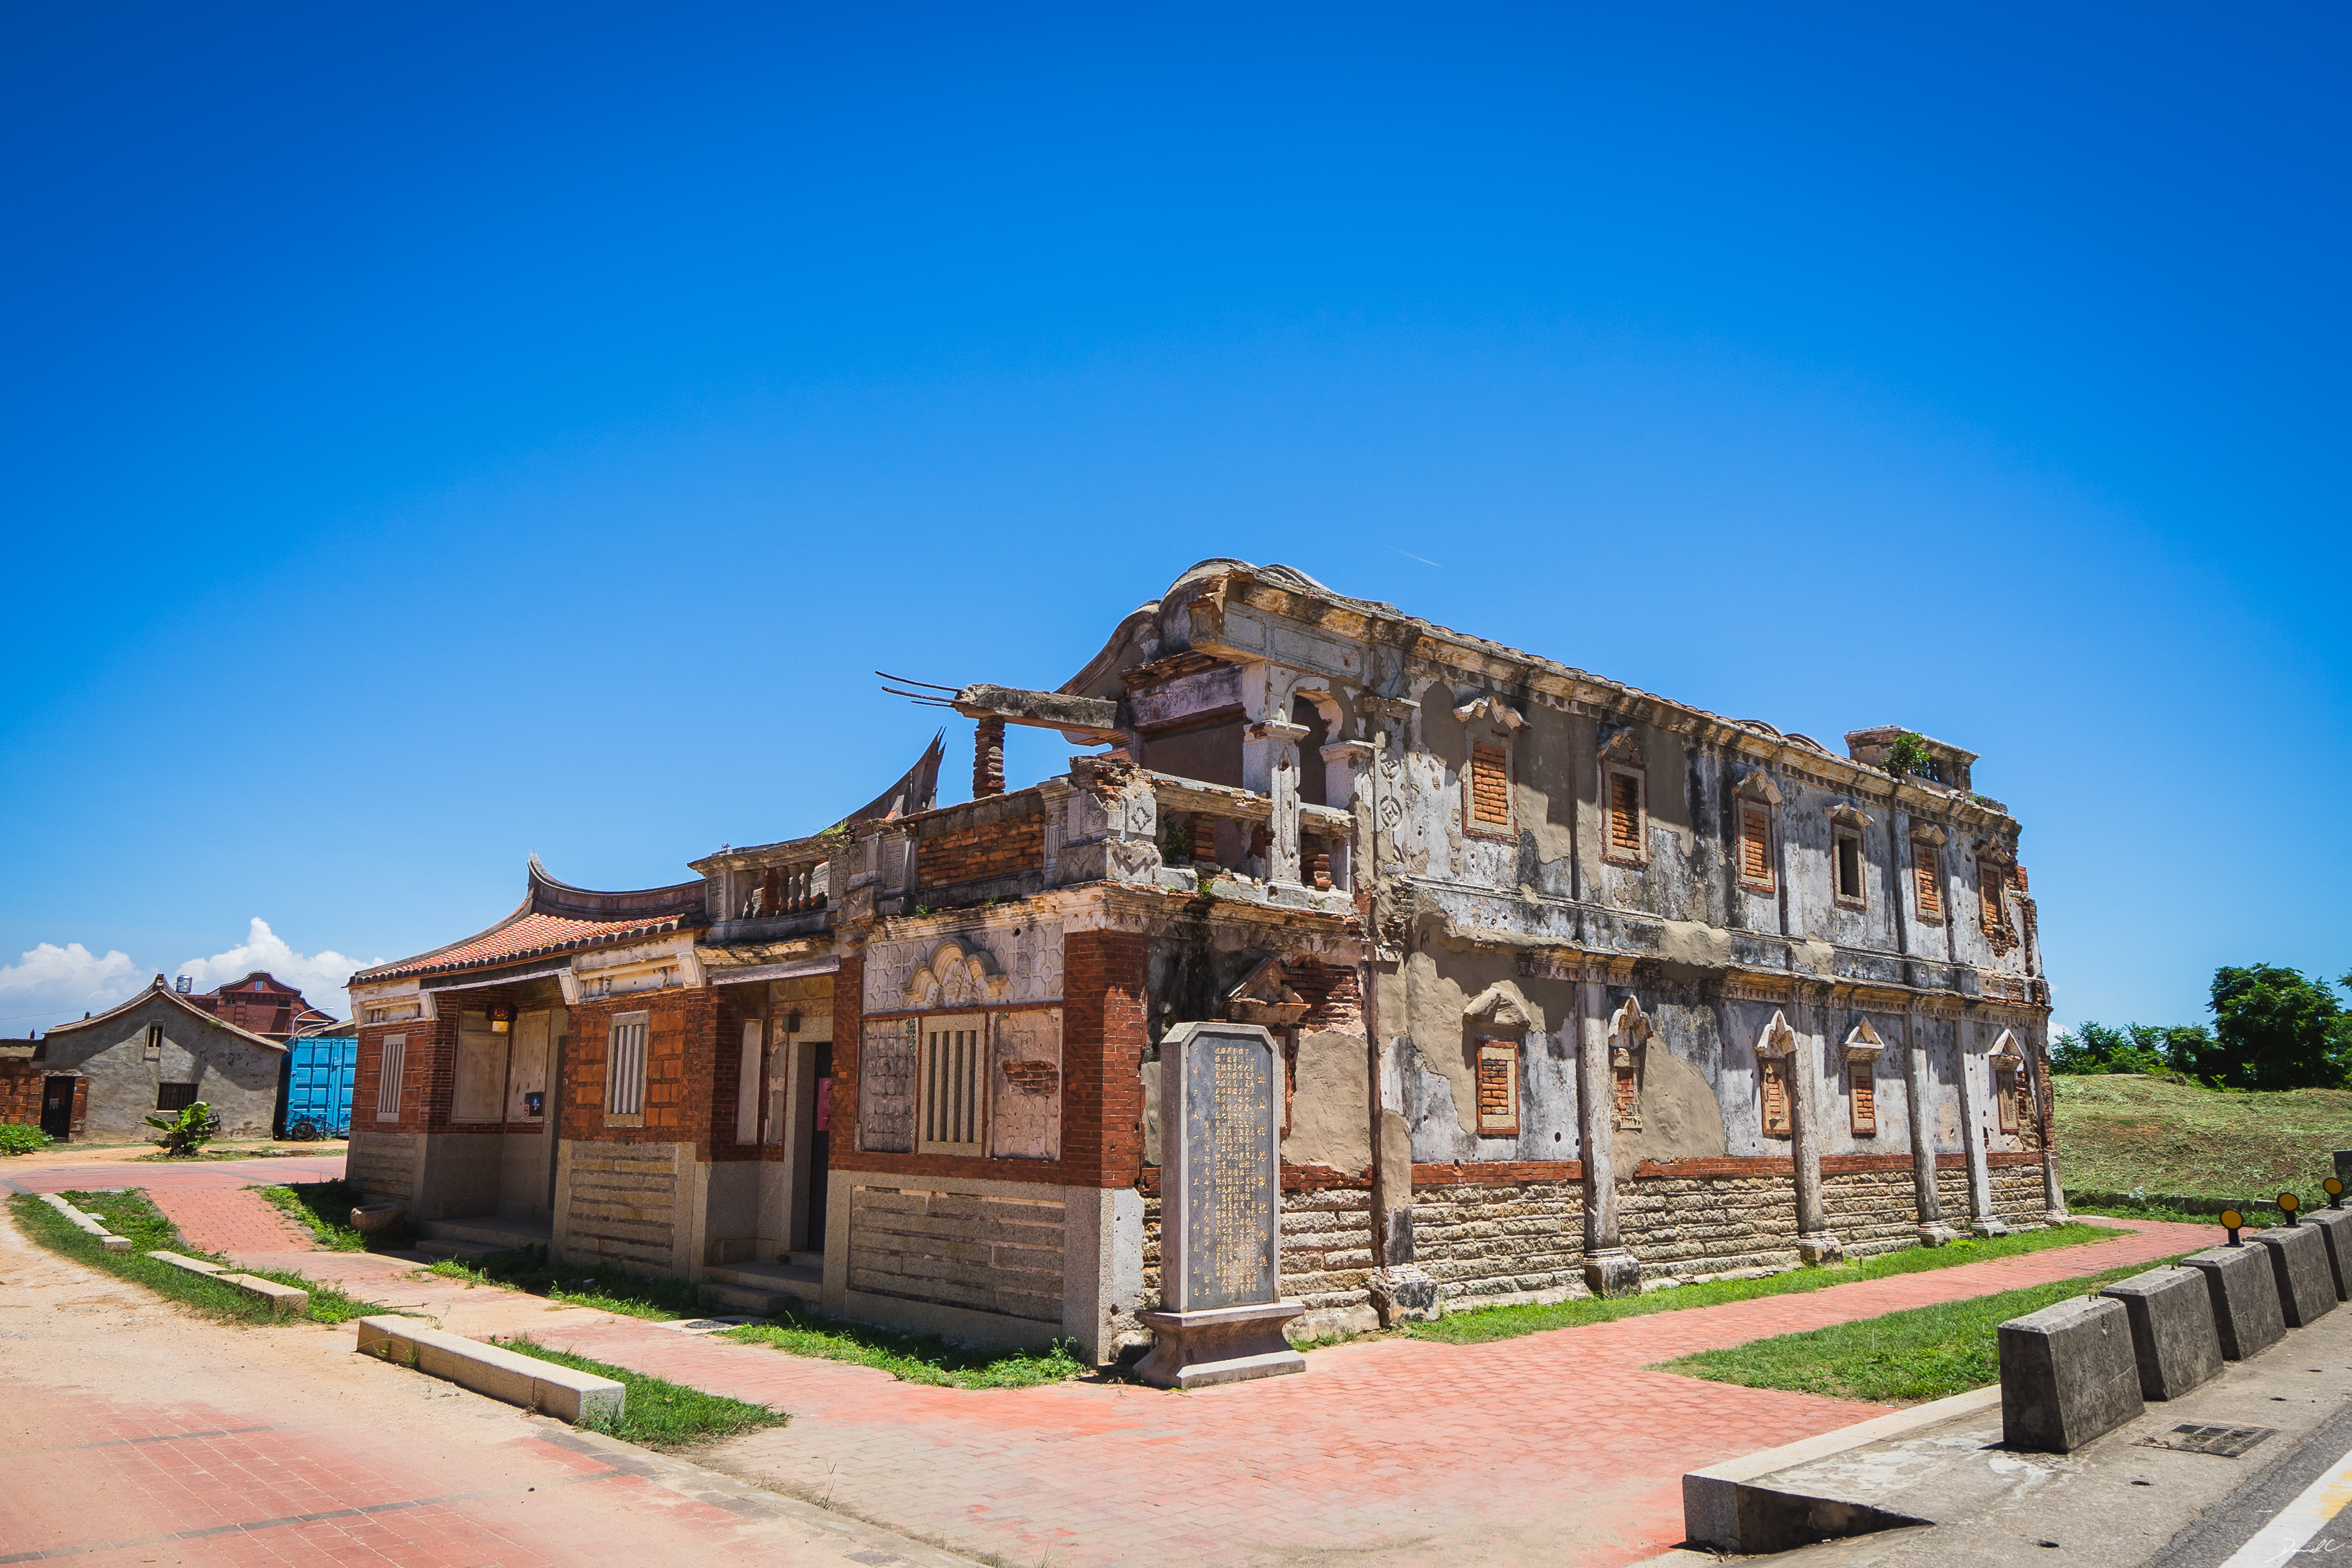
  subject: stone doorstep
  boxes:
[352,1316,625,1425]
[1681,1385,2000,1555]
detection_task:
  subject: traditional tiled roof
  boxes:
[352,857,706,985]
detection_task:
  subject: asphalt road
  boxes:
[2148,1396,2352,1567]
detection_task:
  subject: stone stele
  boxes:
[1136,1021,1306,1390]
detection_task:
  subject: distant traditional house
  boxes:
[182,971,336,1042]
[32,976,287,1141]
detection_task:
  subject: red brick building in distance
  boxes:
[345,560,2062,1366]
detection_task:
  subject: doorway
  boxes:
[805,1043,832,1252]
[40,1076,74,1139]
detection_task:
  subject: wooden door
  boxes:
[40,1076,74,1137]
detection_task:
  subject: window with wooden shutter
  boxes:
[375,1035,405,1120]
[605,1012,649,1122]
[1912,840,1943,922]
[1849,1063,1877,1136]
[1475,1038,1519,1135]
[1981,872,2005,932]
[1469,744,1510,827]
[1607,771,1643,858]
[919,1015,985,1155]
[1760,1058,1791,1136]
[1740,807,1773,888]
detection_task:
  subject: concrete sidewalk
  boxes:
[1697,1294,2352,1568]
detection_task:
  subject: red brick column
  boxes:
[1063,930,1148,1188]
[829,957,863,1159]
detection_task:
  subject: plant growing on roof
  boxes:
[1881,732,1937,780]
[145,1101,222,1158]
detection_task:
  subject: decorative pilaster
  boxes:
[1902,1001,1956,1245]
[1580,981,1640,1296]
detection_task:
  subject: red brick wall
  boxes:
[916,813,1045,888]
[356,1017,458,1134]
[0,1061,42,1125]
[829,956,863,1166]
[564,987,718,1155]
[709,984,761,1163]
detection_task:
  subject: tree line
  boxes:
[2054,965,2352,1091]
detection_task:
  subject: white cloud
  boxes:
[175,919,381,1019]
[0,941,149,1032]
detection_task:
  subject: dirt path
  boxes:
[0,1205,974,1566]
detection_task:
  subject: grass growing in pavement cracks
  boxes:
[1408,1223,2127,1346]
[1657,1254,2185,1404]
[7,1189,386,1325]
[723,1308,1088,1389]
[490,1338,790,1449]
[256,1180,371,1251]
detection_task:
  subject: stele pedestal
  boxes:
[1136,1021,1306,1389]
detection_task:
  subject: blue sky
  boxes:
[2,4,2344,1033]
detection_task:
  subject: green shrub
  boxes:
[0,1123,53,1155]
[145,1101,222,1156]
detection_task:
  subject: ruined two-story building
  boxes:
[345,560,2060,1364]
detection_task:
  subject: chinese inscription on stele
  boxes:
[1175,1028,1276,1311]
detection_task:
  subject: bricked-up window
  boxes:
[1760,1058,1792,1136]
[1849,1063,1877,1136]
[1980,869,2006,933]
[155,1081,197,1112]
[1475,1037,1520,1136]
[1834,831,1866,905]
[1740,806,1774,890]
[1606,769,1645,861]
[605,1011,649,1123]
[919,1014,985,1155]
[1912,839,1943,922]
[1468,744,1510,828]
[375,1035,405,1120]
[1996,1063,2022,1133]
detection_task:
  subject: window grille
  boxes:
[1608,772,1642,855]
[143,1023,163,1059]
[606,1012,649,1120]
[1740,807,1773,887]
[919,1017,984,1155]
[155,1082,197,1112]
[375,1035,405,1120]
[1469,745,1510,826]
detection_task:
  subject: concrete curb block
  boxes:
[40,1193,132,1253]
[2256,1225,2339,1327]
[145,1249,308,1314]
[2187,1243,2288,1360]
[1999,1295,2144,1452]
[2303,1207,2352,1301]
[1682,1385,1998,1553]
[2100,1265,2224,1401]
[352,1317,625,1425]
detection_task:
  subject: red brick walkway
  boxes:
[525,1216,2213,1568]
[145,1184,312,1254]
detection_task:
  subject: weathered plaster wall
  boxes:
[38,994,282,1140]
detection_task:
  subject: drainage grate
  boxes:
[2136,1424,2277,1458]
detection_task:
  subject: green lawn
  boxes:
[722,1308,1087,1389]
[490,1338,790,1447]
[10,1189,385,1326]
[2055,1073,2352,1212]
[1408,1223,2124,1346]
[257,1180,373,1251]
[1655,1253,2179,1404]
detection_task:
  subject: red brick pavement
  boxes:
[145,1184,312,1254]
[521,1216,2214,1568]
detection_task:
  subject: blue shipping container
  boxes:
[284,1031,357,1139]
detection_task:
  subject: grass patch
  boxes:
[2054,1074,2352,1210]
[723,1307,1087,1389]
[1410,1223,2125,1346]
[256,1181,371,1251]
[1656,1254,2180,1404]
[490,1337,790,1448]
[423,1248,708,1321]
[9,1189,387,1326]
